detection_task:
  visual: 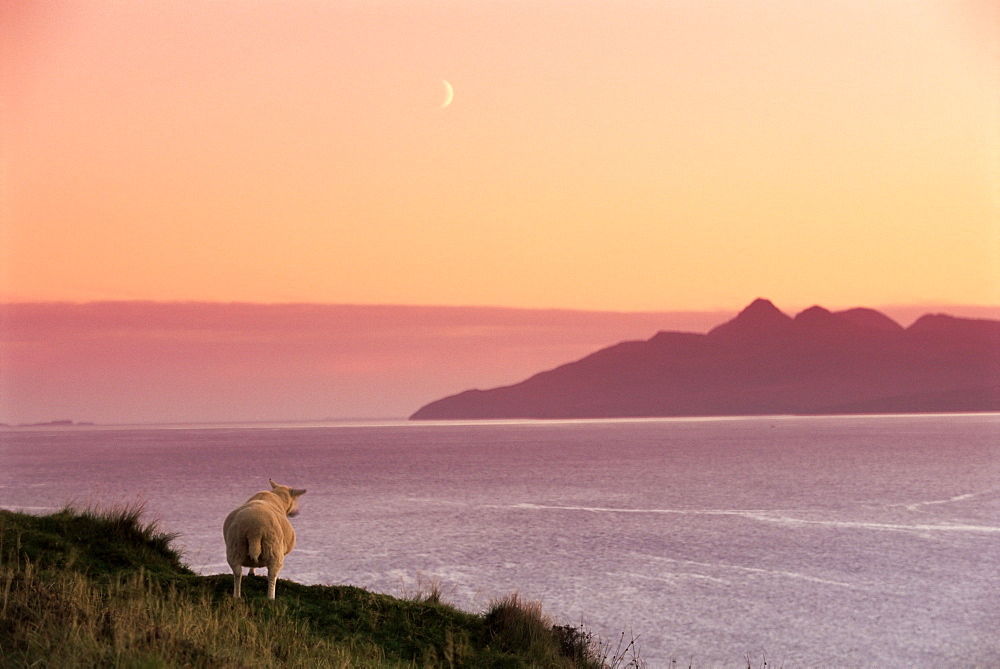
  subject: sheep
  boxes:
[223,478,306,600]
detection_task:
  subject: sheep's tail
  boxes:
[248,533,262,563]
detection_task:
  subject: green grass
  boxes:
[0,505,642,668]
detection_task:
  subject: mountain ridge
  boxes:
[410,299,1000,419]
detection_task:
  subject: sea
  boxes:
[1,414,998,667]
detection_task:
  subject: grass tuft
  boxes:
[483,593,645,668]
[401,572,447,605]
[485,593,553,657]
[80,501,180,555]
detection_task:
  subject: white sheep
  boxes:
[223,479,306,600]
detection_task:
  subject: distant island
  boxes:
[411,299,1000,420]
[6,420,95,428]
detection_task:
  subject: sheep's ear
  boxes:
[269,478,279,488]
[290,488,306,497]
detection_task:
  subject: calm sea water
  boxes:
[1,415,998,667]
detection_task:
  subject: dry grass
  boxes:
[484,593,644,669]
[1,506,641,668]
[0,552,379,668]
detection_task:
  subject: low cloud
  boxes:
[0,302,729,424]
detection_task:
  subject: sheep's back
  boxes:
[224,501,296,557]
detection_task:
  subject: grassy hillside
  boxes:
[0,505,641,668]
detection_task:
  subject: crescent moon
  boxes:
[440,79,454,109]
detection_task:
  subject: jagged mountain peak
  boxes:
[834,308,904,332]
[794,305,834,322]
[743,298,787,317]
[708,298,792,340]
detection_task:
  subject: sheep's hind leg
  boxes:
[231,565,243,598]
[266,561,283,600]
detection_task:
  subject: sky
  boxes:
[1,1,999,423]
[0,302,729,423]
[2,0,998,311]
[2,300,998,425]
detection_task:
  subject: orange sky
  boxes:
[2,0,998,312]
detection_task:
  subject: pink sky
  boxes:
[2,301,998,424]
[0,302,727,423]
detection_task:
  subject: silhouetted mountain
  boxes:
[410,299,1000,419]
